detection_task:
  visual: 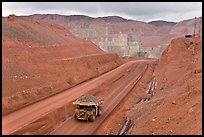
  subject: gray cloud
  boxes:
[2,2,202,22]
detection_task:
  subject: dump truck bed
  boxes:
[73,95,100,106]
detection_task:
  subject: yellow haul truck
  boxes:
[73,95,104,122]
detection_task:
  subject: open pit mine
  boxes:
[2,14,202,135]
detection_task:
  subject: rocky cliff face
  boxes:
[22,14,202,58]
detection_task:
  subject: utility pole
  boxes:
[198,17,202,37]
[128,44,130,56]
[194,17,197,36]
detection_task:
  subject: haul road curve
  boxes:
[2,59,155,135]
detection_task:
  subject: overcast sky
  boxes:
[2,2,202,22]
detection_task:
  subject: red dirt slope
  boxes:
[94,36,202,135]
[134,36,202,134]
[2,15,103,56]
[2,15,123,116]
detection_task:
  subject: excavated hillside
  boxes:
[22,14,202,58]
[94,36,202,135]
[151,36,202,135]
[22,14,177,58]
[2,15,124,115]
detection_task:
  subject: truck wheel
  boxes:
[74,114,77,120]
[98,108,102,116]
[89,114,95,122]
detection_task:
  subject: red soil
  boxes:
[2,15,123,115]
[2,15,201,135]
[94,36,202,135]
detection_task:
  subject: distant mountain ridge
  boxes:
[3,14,202,58]
[148,20,177,27]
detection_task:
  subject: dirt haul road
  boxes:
[2,59,154,135]
[51,61,149,135]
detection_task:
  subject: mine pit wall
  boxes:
[66,25,170,59]
[2,53,124,116]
